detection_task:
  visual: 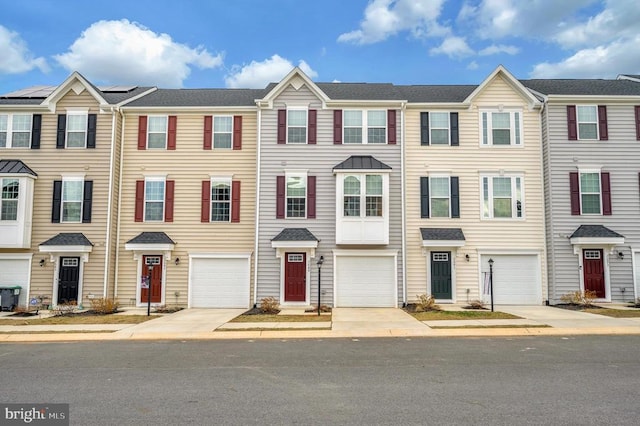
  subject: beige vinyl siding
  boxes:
[544,102,640,302]
[256,83,404,306]
[405,73,547,304]
[116,111,257,307]
[104,113,123,299]
[0,89,116,305]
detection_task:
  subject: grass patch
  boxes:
[430,324,550,329]
[409,310,521,321]
[217,327,331,332]
[0,330,115,334]
[584,308,640,318]
[230,314,331,323]
[0,315,158,325]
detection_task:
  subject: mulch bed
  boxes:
[242,307,281,315]
[554,303,602,311]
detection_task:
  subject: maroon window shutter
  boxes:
[635,106,640,140]
[203,116,212,150]
[138,116,147,150]
[333,110,342,144]
[201,180,211,222]
[276,176,285,219]
[567,106,577,141]
[569,172,580,215]
[165,180,175,222]
[308,109,317,144]
[277,110,286,144]
[135,180,145,222]
[307,176,316,219]
[601,172,612,215]
[167,116,177,150]
[387,109,397,144]
[231,180,241,222]
[233,115,242,150]
[598,105,608,141]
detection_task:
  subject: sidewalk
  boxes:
[1,305,640,342]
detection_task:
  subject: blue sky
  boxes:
[1,0,639,92]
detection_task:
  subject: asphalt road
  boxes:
[1,336,639,425]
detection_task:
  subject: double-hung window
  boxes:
[343,176,361,216]
[343,110,387,144]
[66,113,88,148]
[480,110,522,146]
[1,178,19,221]
[144,179,165,221]
[482,175,523,219]
[61,179,83,222]
[342,174,383,217]
[213,116,232,149]
[211,178,231,221]
[287,109,307,144]
[429,113,450,145]
[286,174,306,218]
[579,172,601,214]
[430,177,451,217]
[147,116,168,149]
[0,114,31,148]
[577,106,598,140]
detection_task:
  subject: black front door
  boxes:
[58,257,80,303]
[431,252,452,299]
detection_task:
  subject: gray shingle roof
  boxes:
[334,155,392,170]
[272,228,319,242]
[316,83,402,100]
[40,233,93,246]
[0,98,43,105]
[521,79,640,96]
[420,228,466,241]
[570,225,624,239]
[398,85,477,103]
[125,88,267,107]
[126,232,176,244]
[101,86,155,104]
[0,160,37,176]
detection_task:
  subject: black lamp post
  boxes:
[147,264,154,316]
[316,255,324,316]
[488,258,494,312]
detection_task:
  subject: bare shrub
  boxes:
[560,290,598,308]
[415,294,441,312]
[259,297,280,314]
[53,301,77,316]
[465,299,486,310]
[89,298,119,314]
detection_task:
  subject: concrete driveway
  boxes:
[331,308,430,336]
[112,308,245,339]
[497,305,640,328]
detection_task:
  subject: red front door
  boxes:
[583,249,605,298]
[141,255,163,303]
[284,253,306,302]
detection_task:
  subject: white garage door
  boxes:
[335,255,396,307]
[0,258,30,308]
[190,257,250,308]
[480,254,541,305]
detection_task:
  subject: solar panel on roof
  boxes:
[98,85,137,93]
[1,85,56,98]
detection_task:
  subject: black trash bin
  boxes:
[0,286,21,311]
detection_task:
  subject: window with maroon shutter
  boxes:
[164,180,175,222]
[201,180,211,222]
[387,110,396,144]
[597,106,608,141]
[333,110,342,144]
[276,176,285,218]
[307,176,316,218]
[203,116,212,150]
[569,172,580,215]
[277,110,286,144]
[137,116,147,150]
[233,116,242,150]
[567,106,577,140]
[308,110,317,144]
[231,180,241,222]
[135,180,145,221]
[635,106,640,140]
[167,116,177,150]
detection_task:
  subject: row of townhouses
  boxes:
[2,66,640,310]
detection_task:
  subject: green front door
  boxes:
[431,252,452,299]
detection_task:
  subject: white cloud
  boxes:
[429,36,474,59]
[467,61,479,70]
[338,0,448,44]
[0,25,48,74]
[530,35,640,78]
[478,44,519,56]
[225,55,318,89]
[54,19,222,87]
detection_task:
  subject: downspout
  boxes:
[538,99,553,305]
[113,110,126,299]
[253,106,262,307]
[103,106,118,298]
[400,102,407,307]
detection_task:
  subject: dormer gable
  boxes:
[41,72,109,112]
[256,67,330,109]
[465,65,541,110]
